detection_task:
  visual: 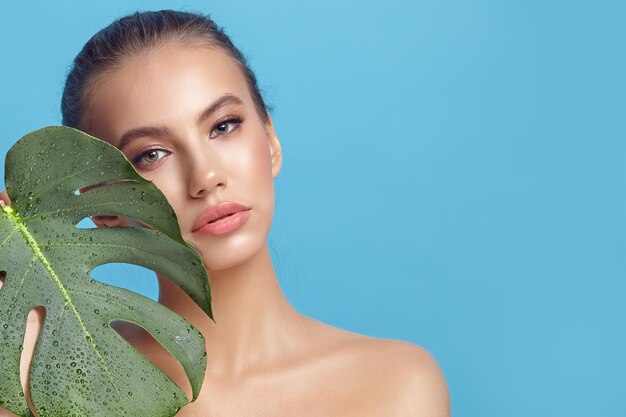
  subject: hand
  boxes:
[0,190,10,207]
[0,191,6,287]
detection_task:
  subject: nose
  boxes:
[187,147,228,199]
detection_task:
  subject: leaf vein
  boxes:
[7,211,119,396]
[0,226,19,250]
[13,256,37,301]
[22,201,127,222]
[15,162,111,211]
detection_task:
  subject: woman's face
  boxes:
[84,44,282,273]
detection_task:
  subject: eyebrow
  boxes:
[117,94,245,150]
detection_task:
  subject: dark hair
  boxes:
[61,10,270,130]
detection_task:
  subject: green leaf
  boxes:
[0,126,212,417]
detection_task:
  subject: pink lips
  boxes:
[192,202,251,236]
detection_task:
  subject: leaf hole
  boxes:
[75,217,97,229]
[21,306,46,417]
[0,270,5,292]
[75,179,135,195]
[75,216,151,230]
[110,320,193,400]
[90,263,158,301]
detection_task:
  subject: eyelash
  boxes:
[209,116,243,139]
[131,116,243,169]
[132,149,170,169]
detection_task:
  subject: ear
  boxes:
[265,116,282,178]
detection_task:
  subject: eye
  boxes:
[209,117,242,139]
[132,149,170,169]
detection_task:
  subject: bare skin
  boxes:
[0,44,449,417]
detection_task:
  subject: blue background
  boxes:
[1,1,624,416]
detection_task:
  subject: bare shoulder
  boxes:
[356,337,449,416]
[380,340,449,416]
[307,321,450,417]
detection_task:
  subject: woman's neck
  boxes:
[156,241,310,379]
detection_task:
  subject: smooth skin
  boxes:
[0,44,450,417]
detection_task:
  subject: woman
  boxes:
[1,10,449,416]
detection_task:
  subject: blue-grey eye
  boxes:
[210,117,242,139]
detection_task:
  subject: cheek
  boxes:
[232,133,274,192]
[250,137,273,180]
[251,140,274,201]
[144,168,187,216]
[234,133,276,226]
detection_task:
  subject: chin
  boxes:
[192,231,270,274]
[200,246,263,274]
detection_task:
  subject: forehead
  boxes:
[84,44,252,145]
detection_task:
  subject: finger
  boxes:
[0,190,11,206]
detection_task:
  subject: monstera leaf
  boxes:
[0,127,212,417]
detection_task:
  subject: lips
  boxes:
[192,202,250,232]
